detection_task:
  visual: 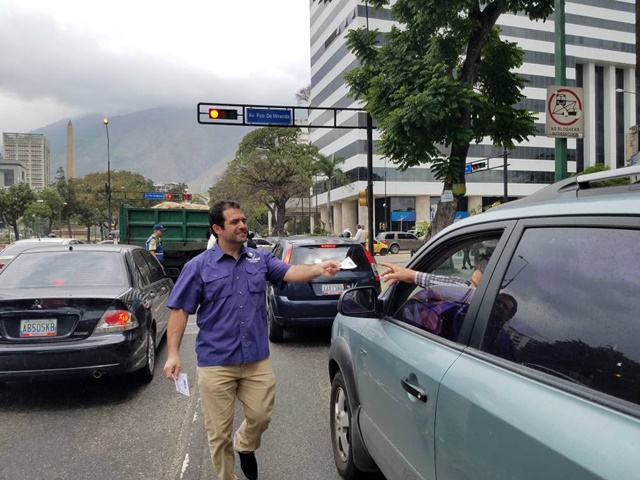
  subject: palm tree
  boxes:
[295,84,311,106]
[312,153,345,234]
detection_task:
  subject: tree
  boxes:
[321,0,553,234]
[23,188,64,236]
[312,153,346,234]
[212,127,316,236]
[0,183,36,240]
[295,84,312,106]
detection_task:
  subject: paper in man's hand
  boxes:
[175,372,190,396]
[339,257,357,270]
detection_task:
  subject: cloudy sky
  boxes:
[0,0,311,139]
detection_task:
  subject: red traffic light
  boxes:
[209,108,238,120]
[165,193,174,200]
[183,193,193,201]
[471,161,487,171]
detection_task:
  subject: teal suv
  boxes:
[328,166,640,480]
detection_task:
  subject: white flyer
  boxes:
[340,257,357,270]
[174,372,190,396]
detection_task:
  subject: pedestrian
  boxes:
[342,227,352,238]
[353,224,365,244]
[146,224,167,263]
[247,231,258,249]
[462,246,472,269]
[163,200,340,480]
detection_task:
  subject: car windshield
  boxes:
[290,244,371,271]
[0,251,127,288]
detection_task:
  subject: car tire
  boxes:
[330,372,366,479]
[136,326,156,383]
[268,305,284,343]
[379,248,388,256]
[389,244,400,254]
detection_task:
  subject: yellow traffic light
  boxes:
[358,189,368,207]
[208,108,238,120]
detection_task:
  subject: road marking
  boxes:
[180,453,190,479]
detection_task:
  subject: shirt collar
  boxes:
[210,243,248,263]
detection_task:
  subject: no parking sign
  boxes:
[546,86,584,138]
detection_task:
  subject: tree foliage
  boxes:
[0,183,36,240]
[323,0,553,233]
[210,127,317,236]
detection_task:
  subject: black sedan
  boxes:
[0,244,173,383]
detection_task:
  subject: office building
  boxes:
[309,0,636,233]
[2,133,51,190]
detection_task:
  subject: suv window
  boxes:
[481,227,640,406]
[398,233,417,240]
[290,244,371,271]
[392,236,500,342]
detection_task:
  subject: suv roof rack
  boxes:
[498,165,640,208]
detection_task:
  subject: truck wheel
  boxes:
[268,307,284,343]
[389,244,400,254]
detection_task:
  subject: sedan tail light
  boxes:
[282,245,293,264]
[95,309,139,333]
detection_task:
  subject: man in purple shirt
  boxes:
[163,201,340,480]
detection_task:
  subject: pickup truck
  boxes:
[119,203,210,279]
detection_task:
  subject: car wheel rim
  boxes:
[147,331,155,372]
[333,387,350,463]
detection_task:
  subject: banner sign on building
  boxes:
[546,86,584,138]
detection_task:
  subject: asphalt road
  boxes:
[0,253,409,480]
[0,324,350,480]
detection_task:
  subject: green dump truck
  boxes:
[119,203,210,278]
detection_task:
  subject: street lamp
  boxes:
[59,201,67,237]
[103,118,112,234]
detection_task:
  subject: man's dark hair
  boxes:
[209,200,241,238]
[474,253,491,273]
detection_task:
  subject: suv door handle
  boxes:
[401,377,428,402]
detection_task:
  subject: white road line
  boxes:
[180,453,190,479]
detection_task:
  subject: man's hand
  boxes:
[163,353,181,380]
[318,260,341,277]
[378,262,417,286]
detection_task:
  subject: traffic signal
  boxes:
[165,193,174,200]
[358,189,368,207]
[471,161,487,172]
[183,193,193,202]
[208,108,238,120]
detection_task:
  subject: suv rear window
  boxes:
[0,251,127,288]
[290,244,371,271]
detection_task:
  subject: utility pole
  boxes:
[554,0,568,181]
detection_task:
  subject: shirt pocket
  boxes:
[245,264,267,294]
[202,270,232,302]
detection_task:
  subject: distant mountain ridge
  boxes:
[33,107,254,190]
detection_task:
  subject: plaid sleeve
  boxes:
[415,271,471,289]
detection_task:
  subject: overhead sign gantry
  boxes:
[197,102,378,255]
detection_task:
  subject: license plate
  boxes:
[321,284,345,296]
[19,319,58,338]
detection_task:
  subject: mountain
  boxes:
[34,107,254,190]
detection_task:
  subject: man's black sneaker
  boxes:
[238,451,258,480]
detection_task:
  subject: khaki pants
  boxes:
[198,358,276,480]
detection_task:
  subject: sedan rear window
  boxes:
[290,244,371,271]
[0,251,127,288]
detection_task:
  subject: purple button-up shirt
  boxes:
[167,245,291,367]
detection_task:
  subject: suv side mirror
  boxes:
[338,286,382,317]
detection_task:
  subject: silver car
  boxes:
[375,231,423,254]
